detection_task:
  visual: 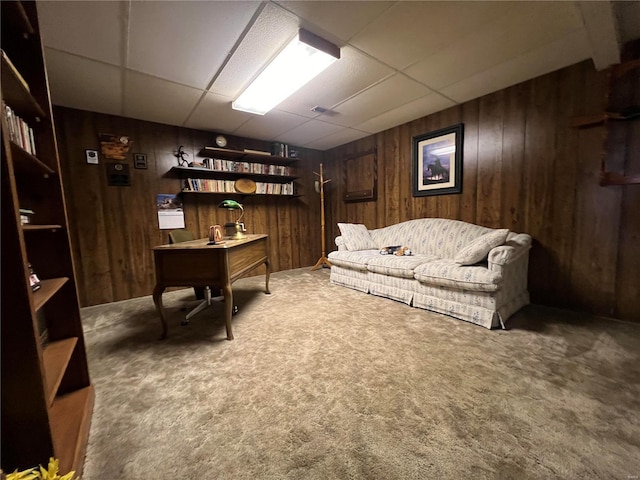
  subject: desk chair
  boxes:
[168,229,224,325]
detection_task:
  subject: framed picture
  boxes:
[134,153,147,169]
[344,148,377,202]
[412,124,463,197]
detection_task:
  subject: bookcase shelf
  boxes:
[170,165,298,183]
[43,338,78,406]
[170,145,301,197]
[10,141,55,175]
[1,1,93,476]
[199,146,297,165]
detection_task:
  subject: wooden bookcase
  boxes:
[1,1,94,476]
[169,146,300,196]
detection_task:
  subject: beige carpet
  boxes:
[80,267,640,480]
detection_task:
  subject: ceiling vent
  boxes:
[311,105,337,115]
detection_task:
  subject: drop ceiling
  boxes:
[37,1,640,151]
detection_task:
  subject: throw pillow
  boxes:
[454,229,509,265]
[337,223,376,251]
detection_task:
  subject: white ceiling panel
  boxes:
[210,3,298,98]
[350,1,516,70]
[37,1,640,151]
[275,119,343,146]
[276,45,395,117]
[44,49,123,116]
[185,92,252,133]
[276,1,394,42]
[355,93,456,134]
[124,71,203,126]
[325,74,432,127]
[233,110,310,141]
[404,2,583,89]
[440,30,591,104]
[128,1,260,89]
[304,128,371,151]
[37,1,124,66]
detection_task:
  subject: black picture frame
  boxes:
[134,153,147,169]
[412,124,463,197]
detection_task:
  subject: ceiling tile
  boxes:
[128,1,261,89]
[275,119,343,147]
[323,74,432,127]
[275,46,395,117]
[233,110,310,141]
[304,128,370,150]
[44,49,122,116]
[185,92,252,133]
[355,93,456,134]
[210,3,298,98]
[404,2,584,89]
[276,1,394,42]
[350,1,515,69]
[124,71,203,126]
[440,30,591,104]
[37,1,124,65]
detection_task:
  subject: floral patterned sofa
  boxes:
[327,218,531,329]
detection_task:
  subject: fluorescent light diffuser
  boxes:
[232,29,340,115]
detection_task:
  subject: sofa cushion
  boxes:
[370,218,492,257]
[454,229,509,265]
[337,223,376,251]
[327,250,379,271]
[414,260,502,292]
[366,254,439,279]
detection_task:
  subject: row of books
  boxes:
[3,104,37,155]
[184,178,294,195]
[200,158,291,176]
[271,142,298,158]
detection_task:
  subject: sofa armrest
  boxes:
[335,236,347,251]
[488,234,532,267]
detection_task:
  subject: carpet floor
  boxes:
[79,267,640,480]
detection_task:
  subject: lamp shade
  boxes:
[218,199,242,210]
[218,199,245,223]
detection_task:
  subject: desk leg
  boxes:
[152,284,168,339]
[223,281,234,341]
[265,257,271,294]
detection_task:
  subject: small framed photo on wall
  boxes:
[134,153,148,169]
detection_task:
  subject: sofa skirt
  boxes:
[329,266,528,330]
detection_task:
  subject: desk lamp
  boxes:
[218,199,246,239]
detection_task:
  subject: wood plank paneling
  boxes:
[54,107,321,306]
[323,60,640,323]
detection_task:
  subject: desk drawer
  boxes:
[155,250,223,286]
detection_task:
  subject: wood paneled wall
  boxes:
[53,107,323,307]
[322,61,640,322]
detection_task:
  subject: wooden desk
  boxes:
[152,234,270,340]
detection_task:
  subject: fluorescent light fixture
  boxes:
[232,29,340,115]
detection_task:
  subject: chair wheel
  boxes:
[232,305,238,315]
[180,320,190,326]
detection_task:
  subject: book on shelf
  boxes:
[1,49,30,92]
[195,157,291,176]
[3,103,37,155]
[184,178,294,195]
